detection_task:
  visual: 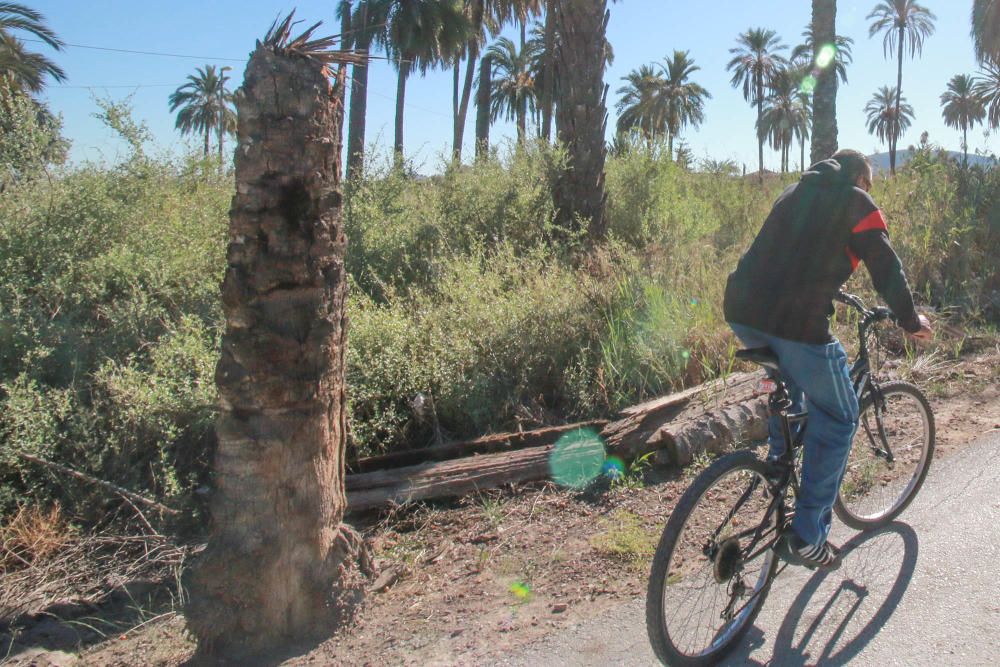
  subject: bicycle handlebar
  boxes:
[835,291,896,337]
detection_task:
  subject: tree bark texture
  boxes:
[185,44,369,656]
[892,25,904,175]
[347,31,372,180]
[395,59,410,160]
[552,0,609,241]
[810,0,838,165]
[540,6,557,142]
[475,53,492,158]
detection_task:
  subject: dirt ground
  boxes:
[4,343,999,667]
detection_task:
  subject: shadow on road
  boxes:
[724,521,919,666]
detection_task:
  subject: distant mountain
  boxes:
[867,149,996,174]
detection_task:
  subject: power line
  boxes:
[51,83,184,90]
[21,34,404,64]
[20,37,247,62]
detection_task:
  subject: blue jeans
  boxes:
[729,323,859,546]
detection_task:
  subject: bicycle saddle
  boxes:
[735,347,781,371]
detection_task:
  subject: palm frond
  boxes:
[262,10,367,65]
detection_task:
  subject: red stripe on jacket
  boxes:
[852,210,888,234]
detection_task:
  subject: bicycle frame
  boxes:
[710,292,898,619]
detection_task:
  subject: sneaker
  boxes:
[775,529,842,570]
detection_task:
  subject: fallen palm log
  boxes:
[349,420,608,474]
[348,446,555,512]
[346,371,770,512]
[602,371,768,465]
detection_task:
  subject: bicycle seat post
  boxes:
[765,374,797,470]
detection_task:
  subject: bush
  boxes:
[2,102,998,530]
[0,105,227,522]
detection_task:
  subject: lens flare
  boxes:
[603,455,625,480]
[509,581,532,601]
[549,427,606,489]
[816,44,837,69]
[800,75,817,94]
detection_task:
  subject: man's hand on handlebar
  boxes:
[906,314,933,342]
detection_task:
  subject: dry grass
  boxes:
[0,505,76,573]
[0,506,194,626]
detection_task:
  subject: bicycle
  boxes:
[644,291,935,666]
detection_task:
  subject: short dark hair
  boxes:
[831,149,872,183]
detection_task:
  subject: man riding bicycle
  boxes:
[723,149,932,570]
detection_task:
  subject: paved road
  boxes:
[496,432,1000,666]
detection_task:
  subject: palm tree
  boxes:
[185,15,369,656]
[865,85,913,165]
[660,50,710,160]
[374,0,470,161]
[551,0,613,240]
[941,74,985,165]
[339,1,383,179]
[168,65,236,160]
[806,1,841,163]
[867,0,936,175]
[727,28,788,177]
[757,68,810,173]
[615,64,666,148]
[451,0,508,162]
[485,36,538,142]
[0,2,65,95]
[972,0,1000,64]
[974,59,1000,132]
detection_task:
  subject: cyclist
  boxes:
[723,149,932,570]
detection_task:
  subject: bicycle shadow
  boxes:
[722,521,919,666]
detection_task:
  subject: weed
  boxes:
[684,451,716,481]
[609,452,654,491]
[478,492,507,529]
[589,510,658,564]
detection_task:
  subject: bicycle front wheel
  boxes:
[834,381,935,530]
[646,450,779,666]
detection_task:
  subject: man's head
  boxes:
[831,149,873,193]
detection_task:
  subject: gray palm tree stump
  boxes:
[185,19,370,657]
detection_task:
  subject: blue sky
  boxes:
[30,1,990,170]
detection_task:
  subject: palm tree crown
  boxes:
[941,74,985,163]
[972,0,1000,64]
[168,65,236,159]
[0,2,65,94]
[974,59,1000,129]
[615,64,666,144]
[867,0,936,59]
[375,0,469,76]
[727,28,788,104]
[865,85,914,149]
[485,36,538,142]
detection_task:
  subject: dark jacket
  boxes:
[724,159,921,344]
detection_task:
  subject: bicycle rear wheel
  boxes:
[646,450,779,666]
[834,381,934,530]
